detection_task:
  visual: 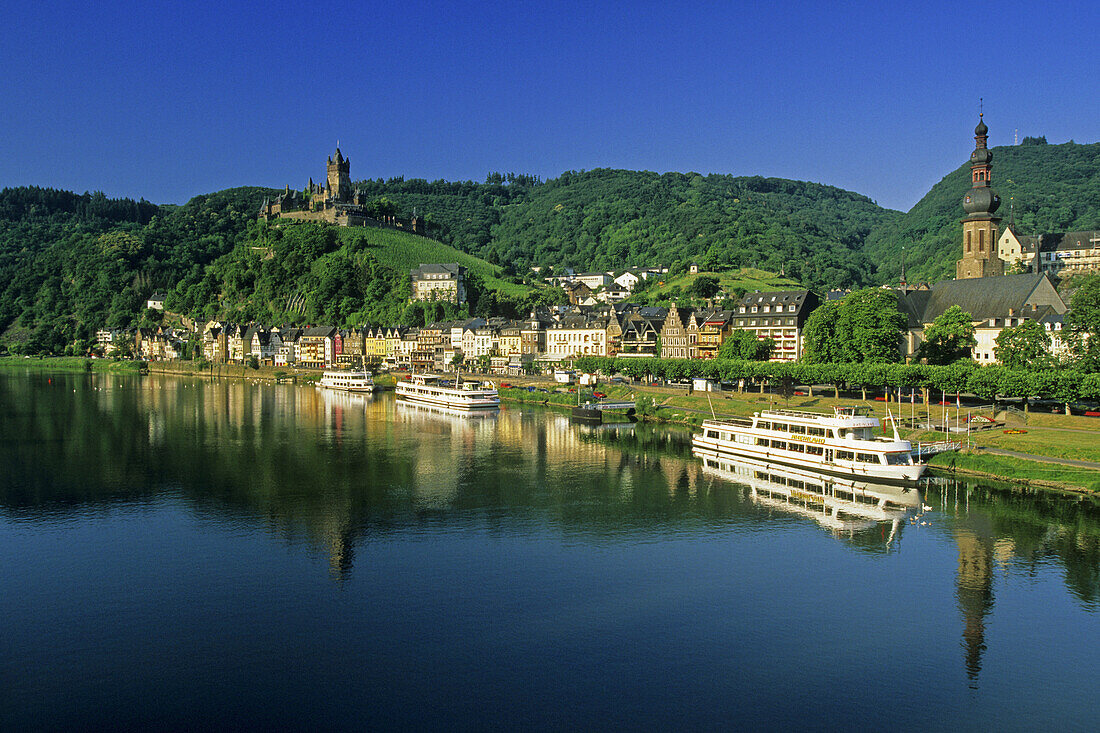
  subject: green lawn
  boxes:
[643,267,801,299]
[930,451,1100,492]
[335,226,534,297]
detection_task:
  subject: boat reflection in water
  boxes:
[694,446,921,544]
[395,397,500,422]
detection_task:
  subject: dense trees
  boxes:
[572,355,1100,408]
[917,306,977,364]
[687,275,721,299]
[803,289,907,363]
[351,169,896,291]
[994,321,1052,369]
[1067,275,1100,371]
[0,185,273,353]
[865,141,1100,283]
[717,330,774,361]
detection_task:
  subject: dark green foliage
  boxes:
[352,169,897,291]
[916,305,977,364]
[803,289,906,363]
[864,141,1100,283]
[1066,274,1100,371]
[688,274,721,299]
[0,185,275,353]
[994,320,1052,369]
[717,329,773,361]
[571,355,1086,404]
[171,222,409,326]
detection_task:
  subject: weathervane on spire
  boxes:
[979,97,983,117]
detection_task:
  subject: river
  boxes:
[1,371,1098,729]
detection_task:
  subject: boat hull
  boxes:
[692,435,926,484]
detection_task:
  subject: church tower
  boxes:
[956,115,1003,279]
[326,148,352,203]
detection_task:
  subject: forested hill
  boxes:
[0,185,274,353]
[864,140,1100,283]
[354,169,899,292]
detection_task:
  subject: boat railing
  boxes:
[704,417,753,427]
[760,408,834,421]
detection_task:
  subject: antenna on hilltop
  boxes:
[1014,128,1018,145]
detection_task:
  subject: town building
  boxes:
[410,263,467,304]
[998,226,1100,274]
[895,272,1067,362]
[730,290,820,361]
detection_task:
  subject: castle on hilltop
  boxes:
[259,148,424,233]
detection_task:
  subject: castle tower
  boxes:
[327,147,351,203]
[956,115,1003,279]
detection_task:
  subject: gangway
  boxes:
[912,440,961,463]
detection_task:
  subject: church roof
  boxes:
[902,273,1066,324]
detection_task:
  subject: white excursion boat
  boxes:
[696,454,920,538]
[395,373,500,411]
[692,406,925,483]
[319,370,376,393]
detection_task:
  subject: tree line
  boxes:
[572,356,1100,410]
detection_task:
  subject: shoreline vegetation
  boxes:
[3,356,1098,494]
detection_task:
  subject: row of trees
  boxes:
[572,355,1100,408]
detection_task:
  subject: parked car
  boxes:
[593,391,607,399]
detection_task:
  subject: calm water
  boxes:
[1,371,1098,730]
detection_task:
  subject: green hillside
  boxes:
[354,169,900,292]
[165,221,539,327]
[0,185,532,354]
[330,224,529,297]
[633,267,802,305]
[864,140,1100,283]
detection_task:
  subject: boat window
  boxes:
[807,427,825,437]
[787,442,803,453]
[771,422,788,432]
[884,452,911,465]
[758,421,771,430]
[756,438,770,447]
[836,450,854,461]
[805,445,823,456]
[705,430,718,439]
[789,424,806,434]
[772,440,787,450]
[856,453,878,463]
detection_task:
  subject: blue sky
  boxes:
[2,0,1097,212]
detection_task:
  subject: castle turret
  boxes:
[956,114,1004,279]
[327,147,351,202]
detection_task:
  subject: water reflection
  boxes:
[5,369,1100,722]
[695,454,920,549]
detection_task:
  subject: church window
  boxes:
[966,231,971,252]
[979,230,985,252]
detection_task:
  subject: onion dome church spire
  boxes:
[956,111,1004,279]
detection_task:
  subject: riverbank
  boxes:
[0,355,144,373]
[928,450,1100,496]
[6,357,1099,493]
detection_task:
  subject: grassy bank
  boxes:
[929,450,1100,494]
[499,386,578,410]
[0,356,143,373]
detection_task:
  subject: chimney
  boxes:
[1008,307,1015,317]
